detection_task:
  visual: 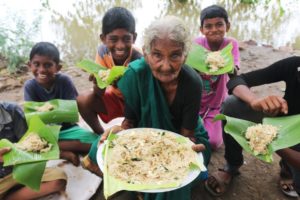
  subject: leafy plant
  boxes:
[0,14,40,73]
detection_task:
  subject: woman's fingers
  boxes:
[192,144,205,152]
[98,125,123,146]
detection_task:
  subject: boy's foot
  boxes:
[60,151,80,166]
[205,169,234,196]
[81,155,103,177]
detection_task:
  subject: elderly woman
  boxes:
[99,16,211,200]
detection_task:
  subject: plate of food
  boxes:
[97,128,206,198]
[186,43,234,75]
[215,114,300,162]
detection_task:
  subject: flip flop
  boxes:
[204,169,233,196]
[280,178,299,198]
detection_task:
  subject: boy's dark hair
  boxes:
[102,7,135,35]
[200,5,229,27]
[29,42,60,64]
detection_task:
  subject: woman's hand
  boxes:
[97,125,124,147]
[0,147,11,163]
[250,95,288,116]
[192,144,205,152]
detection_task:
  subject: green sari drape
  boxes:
[118,58,211,200]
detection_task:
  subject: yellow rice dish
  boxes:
[205,51,225,72]
[15,133,52,153]
[107,130,197,185]
[35,102,54,112]
[245,124,278,155]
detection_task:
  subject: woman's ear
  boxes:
[142,47,149,63]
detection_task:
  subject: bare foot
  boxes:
[60,151,80,166]
[205,170,233,196]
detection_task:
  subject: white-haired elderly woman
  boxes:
[100,16,211,200]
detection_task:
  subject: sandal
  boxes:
[279,178,299,198]
[204,169,234,196]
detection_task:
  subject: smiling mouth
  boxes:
[114,50,126,57]
[38,74,47,79]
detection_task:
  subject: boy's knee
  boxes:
[221,95,247,117]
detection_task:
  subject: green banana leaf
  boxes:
[13,161,47,191]
[186,43,234,75]
[0,116,60,166]
[103,132,205,199]
[24,99,79,124]
[76,59,127,89]
[215,114,300,163]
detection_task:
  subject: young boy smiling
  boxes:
[77,7,142,175]
[24,42,98,166]
[77,7,142,136]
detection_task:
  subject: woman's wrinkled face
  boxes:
[144,38,185,84]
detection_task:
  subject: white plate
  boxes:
[97,128,206,193]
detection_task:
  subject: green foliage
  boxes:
[240,0,258,4]
[0,16,40,73]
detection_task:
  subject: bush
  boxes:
[0,16,39,73]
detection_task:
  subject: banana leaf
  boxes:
[13,161,47,191]
[186,43,234,75]
[76,59,127,89]
[0,116,60,166]
[24,99,79,124]
[215,114,300,162]
[102,130,205,199]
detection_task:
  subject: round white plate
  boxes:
[97,128,206,193]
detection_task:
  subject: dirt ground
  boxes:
[1,41,300,200]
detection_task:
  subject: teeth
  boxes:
[39,74,47,79]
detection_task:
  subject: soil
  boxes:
[1,41,300,200]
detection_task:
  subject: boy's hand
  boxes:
[0,147,11,163]
[98,125,123,147]
[250,95,288,116]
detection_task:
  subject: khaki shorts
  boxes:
[0,167,67,198]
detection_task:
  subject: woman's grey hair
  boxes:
[143,16,191,56]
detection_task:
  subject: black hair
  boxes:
[200,5,229,27]
[102,7,136,35]
[29,42,60,64]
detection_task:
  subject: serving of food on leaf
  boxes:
[98,128,206,199]
[0,116,60,190]
[15,133,53,153]
[215,114,300,162]
[24,99,79,124]
[186,43,234,75]
[35,102,55,112]
[76,59,127,89]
